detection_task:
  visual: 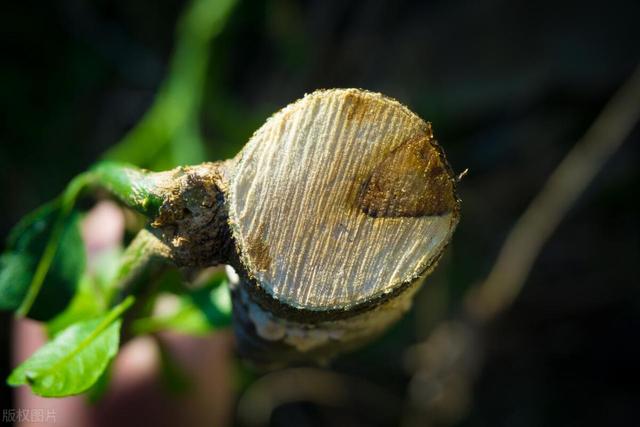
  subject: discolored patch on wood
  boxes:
[247,223,272,272]
[358,135,457,218]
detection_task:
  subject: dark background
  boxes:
[1,0,639,426]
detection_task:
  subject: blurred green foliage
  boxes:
[105,0,238,168]
[0,201,85,320]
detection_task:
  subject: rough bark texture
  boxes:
[231,278,421,368]
[148,89,461,364]
[148,161,235,268]
[229,257,446,368]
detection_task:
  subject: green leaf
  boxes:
[92,246,125,293]
[86,360,114,403]
[0,201,86,320]
[0,253,32,310]
[132,275,231,336]
[46,246,127,338]
[192,277,232,327]
[46,274,107,338]
[7,296,134,397]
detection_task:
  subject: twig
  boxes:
[403,65,640,427]
[466,64,640,322]
[104,228,171,306]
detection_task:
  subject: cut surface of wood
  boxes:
[228,89,459,312]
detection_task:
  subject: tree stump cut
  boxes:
[224,89,460,365]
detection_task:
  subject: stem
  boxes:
[104,228,171,307]
[466,64,640,322]
[90,161,165,218]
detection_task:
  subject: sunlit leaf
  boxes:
[7,297,134,397]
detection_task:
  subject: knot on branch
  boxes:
[150,162,233,268]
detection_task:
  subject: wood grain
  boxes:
[228,89,459,312]
[359,134,457,217]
